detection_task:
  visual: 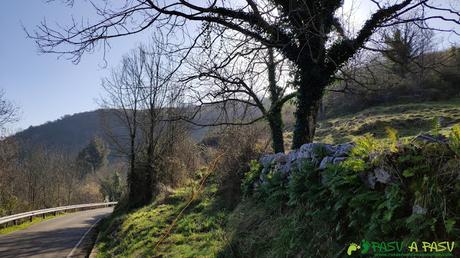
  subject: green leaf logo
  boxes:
[347,243,361,256]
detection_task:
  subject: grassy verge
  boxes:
[0,213,63,235]
[96,184,228,258]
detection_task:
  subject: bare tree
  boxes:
[101,39,187,207]
[137,41,185,205]
[101,49,144,207]
[28,0,460,148]
[0,89,19,135]
[183,37,295,153]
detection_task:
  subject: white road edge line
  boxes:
[66,218,102,258]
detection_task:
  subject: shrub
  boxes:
[211,124,267,209]
[241,160,262,197]
[235,133,460,257]
[312,143,331,160]
[342,157,368,172]
[257,170,289,210]
[287,160,316,206]
[448,124,460,157]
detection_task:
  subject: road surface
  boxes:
[0,207,113,258]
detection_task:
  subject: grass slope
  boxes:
[96,185,228,258]
[314,99,460,143]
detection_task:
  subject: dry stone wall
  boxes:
[258,142,354,183]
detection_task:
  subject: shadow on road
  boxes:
[0,209,110,258]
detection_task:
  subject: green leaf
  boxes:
[402,169,415,177]
[445,219,456,234]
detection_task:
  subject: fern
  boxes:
[312,144,330,159]
[287,161,316,206]
[448,124,460,157]
[351,133,382,158]
[241,160,262,196]
[431,117,442,136]
[385,126,399,152]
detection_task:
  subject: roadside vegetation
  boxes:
[225,127,460,257]
[96,184,228,258]
[94,103,460,257]
[0,213,63,235]
[0,135,124,216]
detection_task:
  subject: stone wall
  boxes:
[258,142,354,183]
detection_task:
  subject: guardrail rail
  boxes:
[0,202,117,228]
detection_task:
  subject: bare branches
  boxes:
[30,0,460,147]
[0,90,19,134]
[29,0,460,77]
[27,1,294,63]
[326,0,414,73]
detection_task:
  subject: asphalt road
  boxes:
[0,207,113,258]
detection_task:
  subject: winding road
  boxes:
[0,207,113,258]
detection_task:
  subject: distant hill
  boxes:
[13,110,120,156]
[16,98,459,157]
[11,104,258,157]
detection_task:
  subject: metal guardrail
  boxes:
[0,202,117,227]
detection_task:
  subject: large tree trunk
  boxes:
[127,135,138,206]
[144,121,155,205]
[267,48,285,153]
[267,108,285,153]
[291,66,325,149]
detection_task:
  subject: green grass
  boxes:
[96,184,228,258]
[0,213,62,235]
[314,98,460,144]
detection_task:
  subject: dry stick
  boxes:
[151,153,224,254]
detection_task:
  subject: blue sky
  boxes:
[0,1,149,132]
[1,1,458,132]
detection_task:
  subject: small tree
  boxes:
[101,48,144,207]
[380,20,434,79]
[100,172,123,202]
[76,137,109,177]
[101,40,187,208]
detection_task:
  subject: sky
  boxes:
[1,0,458,132]
[0,1,150,132]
